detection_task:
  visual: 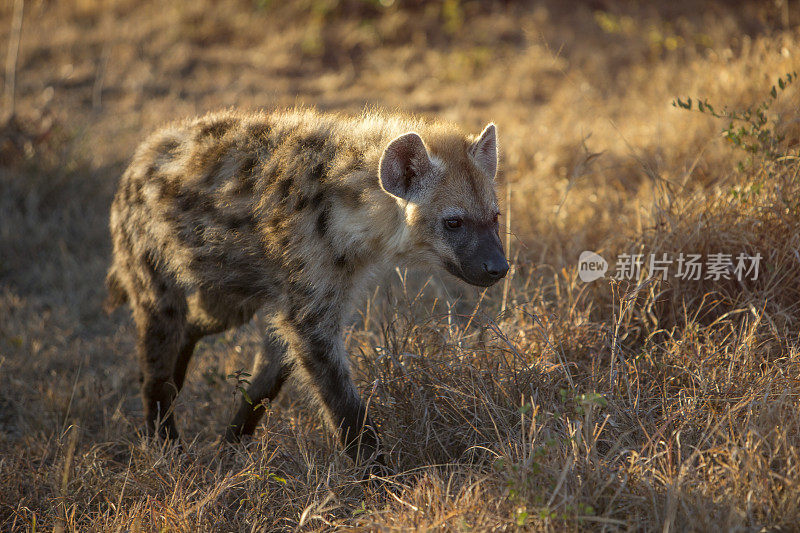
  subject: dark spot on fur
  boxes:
[121,183,133,203]
[309,163,325,182]
[316,208,329,237]
[268,213,283,229]
[295,195,308,211]
[167,211,202,246]
[277,178,292,200]
[146,325,168,346]
[233,175,254,196]
[310,191,325,209]
[176,191,196,212]
[239,156,257,176]
[198,146,227,184]
[158,139,180,157]
[300,133,326,152]
[159,178,181,200]
[304,305,328,327]
[334,254,347,269]
[175,189,209,215]
[225,212,257,230]
[157,277,171,293]
[127,181,144,205]
[248,122,270,138]
[345,150,366,172]
[336,186,362,209]
[200,119,234,138]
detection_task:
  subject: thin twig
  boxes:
[500,179,512,315]
[92,44,111,112]
[4,0,24,122]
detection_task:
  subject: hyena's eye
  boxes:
[492,212,499,224]
[444,217,463,230]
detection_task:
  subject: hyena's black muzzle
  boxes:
[445,224,509,287]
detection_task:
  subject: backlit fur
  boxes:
[106,108,502,469]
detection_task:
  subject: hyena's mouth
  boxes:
[443,259,501,288]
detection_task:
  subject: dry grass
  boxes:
[1,0,799,530]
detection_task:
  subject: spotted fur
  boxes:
[107,108,507,470]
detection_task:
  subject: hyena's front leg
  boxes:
[290,326,388,471]
[226,332,293,441]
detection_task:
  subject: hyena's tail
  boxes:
[104,267,128,313]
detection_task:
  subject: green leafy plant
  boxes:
[672,72,798,168]
[227,369,253,405]
[560,388,607,417]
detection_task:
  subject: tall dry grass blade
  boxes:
[501,180,512,315]
[3,0,23,122]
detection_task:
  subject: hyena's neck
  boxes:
[254,110,427,301]
[329,157,414,277]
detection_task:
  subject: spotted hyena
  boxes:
[106,108,508,471]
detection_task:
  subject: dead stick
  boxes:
[4,0,24,122]
[500,179,512,315]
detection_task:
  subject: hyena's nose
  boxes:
[483,257,509,280]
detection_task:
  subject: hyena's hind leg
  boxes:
[125,254,191,442]
[225,332,293,442]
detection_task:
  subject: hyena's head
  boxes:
[379,123,509,287]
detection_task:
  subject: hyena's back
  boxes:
[107,109,388,320]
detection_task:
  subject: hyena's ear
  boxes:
[379,132,434,200]
[469,123,497,179]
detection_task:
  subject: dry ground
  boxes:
[1,0,800,530]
